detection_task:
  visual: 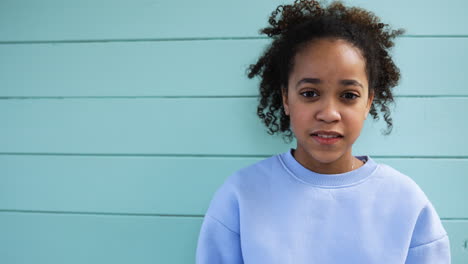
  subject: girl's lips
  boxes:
[311,134,342,145]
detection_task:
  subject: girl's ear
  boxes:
[282,87,290,116]
[365,90,375,119]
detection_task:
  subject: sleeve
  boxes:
[405,201,451,264]
[196,214,244,264]
[196,179,244,264]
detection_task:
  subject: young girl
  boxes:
[196,0,450,263]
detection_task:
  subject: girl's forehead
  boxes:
[292,40,366,74]
[288,38,369,89]
[295,38,364,62]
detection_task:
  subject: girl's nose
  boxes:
[315,100,341,123]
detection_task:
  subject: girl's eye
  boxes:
[300,91,318,98]
[341,92,359,100]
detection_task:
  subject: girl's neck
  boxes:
[292,148,364,174]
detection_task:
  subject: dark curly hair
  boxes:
[247,0,404,143]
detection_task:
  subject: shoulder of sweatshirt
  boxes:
[371,162,430,209]
[204,155,279,229]
[222,154,281,188]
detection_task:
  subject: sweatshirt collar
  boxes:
[279,148,378,188]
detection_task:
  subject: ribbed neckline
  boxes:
[278,148,378,188]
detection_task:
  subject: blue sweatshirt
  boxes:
[196,149,451,263]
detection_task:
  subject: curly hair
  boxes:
[247,0,404,143]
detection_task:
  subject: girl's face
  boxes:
[282,38,374,174]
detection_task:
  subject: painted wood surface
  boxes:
[1,0,467,42]
[1,97,467,156]
[1,38,467,97]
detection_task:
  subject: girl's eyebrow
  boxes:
[296,78,321,88]
[341,79,364,89]
[296,78,364,89]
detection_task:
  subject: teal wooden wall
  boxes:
[1,0,467,263]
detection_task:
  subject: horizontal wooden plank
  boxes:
[443,221,468,264]
[0,213,466,264]
[0,40,261,97]
[393,38,468,96]
[0,212,202,264]
[0,156,255,215]
[1,156,467,218]
[0,0,467,42]
[1,97,467,156]
[1,38,467,97]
